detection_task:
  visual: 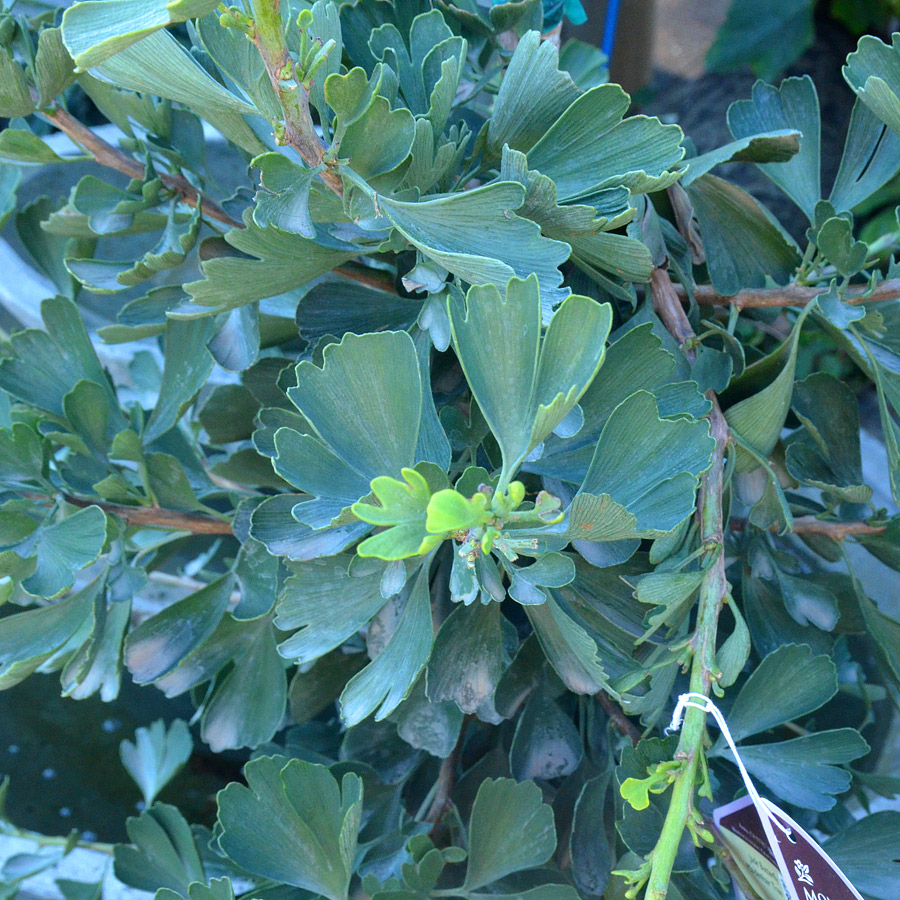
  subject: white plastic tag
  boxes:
[668,693,865,900]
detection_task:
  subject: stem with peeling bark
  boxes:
[641,268,731,899]
[59,494,233,535]
[730,515,887,539]
[41,106,241,228]
[681,278,900,309]
[250,0,343,196]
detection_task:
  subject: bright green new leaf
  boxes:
[353,464,450,559]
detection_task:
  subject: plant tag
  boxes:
[668,693,865,900]
[713,794,864,900]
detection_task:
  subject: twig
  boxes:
[250,0,343,197]
[41,106,241,228]
[424,719,469,831]
[596,692,641,746]
[730,515,887,540]
[62,494,233,534]
[676,278,900,310]
[641,269,731,899]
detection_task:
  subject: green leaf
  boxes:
[816,216,867,277]
[686,174,801,295]
[724,302,813,472]
[125,576,234,683]
[217,757,362,900]
[722,644,837,742]
[144,317,216,443]
[353,464,450,559]
[67,204,201,292]
[844,33,900,140]
[251,153,318,239]
[424,488,491,534]
[339,566,433,725]
[426,601,505,715]
[394,676,463,758]
[120,719,193,806]
[62,0,221,69]
[33,27,76,106]
[718,728,868,810]
[510,687,583,780]
[525,594,609,694]
[0,578,98,689]
[0,164,20,231]
[381,185,571,313]
[184,212,361,315]
[0,297,120,420]
[506,552,575,606]
[825,811,900,900]
[200,615,287,752]
[0,424,44,486]
[574,391,714,536]
[273,331,424,527]
[464,777,557,890]
[727,76,820,222]
[485,31,580,161]
[785,372,870,502]
[114,803,205,896]
[706,0,813,81]
[60,588,132,701]
[527,84,685,200]
[89,30,264,155]
[0,51,33,118]
[20,505,108,598]
[449,276,611,479]
[682,129,801,186]
[275,556,386,663]
[0,129,80,165]
[830,97,900,213]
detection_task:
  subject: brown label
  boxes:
[714,796,864,900]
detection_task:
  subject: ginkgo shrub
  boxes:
[0,2,899,900]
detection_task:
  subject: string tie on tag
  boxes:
[667,692,794,841]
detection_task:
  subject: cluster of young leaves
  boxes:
[1,1,900,899]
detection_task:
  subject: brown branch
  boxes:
[250,0,343,197]
[42,106,242,228]
[61,494,233,535]
[595,691,641,746]
[730,515,887,540]
[424,718,469,832]
[678,278,900,310]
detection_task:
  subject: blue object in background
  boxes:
[601,0,621,57]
